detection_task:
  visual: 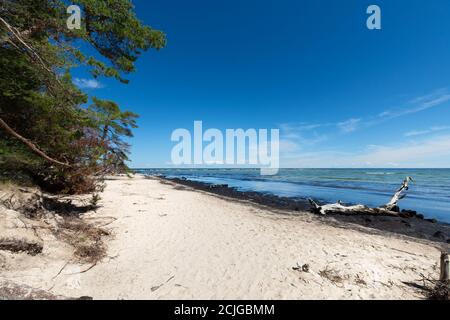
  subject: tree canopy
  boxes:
[0,0,165,193]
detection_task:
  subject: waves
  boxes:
[365,171,396,175]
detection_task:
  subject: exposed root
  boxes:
[0,238,43,255]
[0,186,109,264]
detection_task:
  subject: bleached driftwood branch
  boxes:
[308,177,414,216]
[385,176,413,210]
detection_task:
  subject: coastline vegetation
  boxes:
[0,0,165,194]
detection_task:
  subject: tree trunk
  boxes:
[0,118,70,167]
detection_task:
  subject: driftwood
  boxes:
[440,252,450,282]
[424,252,450,300]
[308,177,413,216]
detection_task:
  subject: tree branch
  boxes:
[385,176,413,210]
[0,117,70,167]
[0,16,54,76]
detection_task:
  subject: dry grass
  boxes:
[354,274,367,286]
[426,280,450,300]
[319,267,348,286]
[56,217,109,264]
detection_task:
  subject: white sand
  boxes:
[0,175,443,299]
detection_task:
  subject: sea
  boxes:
[135,168,450,223]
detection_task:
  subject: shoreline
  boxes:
[157,175,450,246]
[1,175,449,299]
[136,168,450,225]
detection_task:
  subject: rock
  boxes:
[401,220,412,228]
[0,281,87,300]
[293,263,310,273]
[401,209,417,217]
[433,231,446,240]
[416,214,424,220]
[210,184,228,189]
[426,218,438,224]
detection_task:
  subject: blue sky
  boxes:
[73,0,450,168]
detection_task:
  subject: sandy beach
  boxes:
[0,174,448,300]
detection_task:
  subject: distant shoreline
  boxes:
[157,176,312,212]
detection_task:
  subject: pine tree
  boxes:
[0,0,165,193]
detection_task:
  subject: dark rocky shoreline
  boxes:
[162,176,312,212]
[158,176,430,219]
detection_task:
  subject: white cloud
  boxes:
[73,78,104,89]
[421,94,450,108]
[279,139,301,153]
[279,122,333,135]
[277,88,450,167]
[409,88,447,104]
[404,126,450,137]
[281,89,450,141]
[354,135,450,166]
[378,111,391,117]
[280,135,450,168]
[378,90,450,121]
[278,123,328,156]
[337,118,361,133]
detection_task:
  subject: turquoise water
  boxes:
[135,168,450,223]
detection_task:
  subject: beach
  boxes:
[137,168,450,223]
[1,174,448,300]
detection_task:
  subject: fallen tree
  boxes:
[308,177,414,216]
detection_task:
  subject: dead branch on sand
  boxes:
[308,177,414,217]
